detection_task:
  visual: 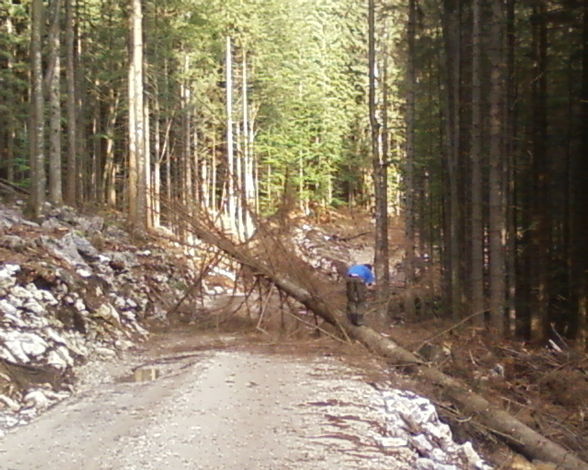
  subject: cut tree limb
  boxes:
[183,216,588,470]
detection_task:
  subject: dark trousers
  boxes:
[346,276,367,326]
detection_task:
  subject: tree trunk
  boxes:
[128,0,146,230]
[65,0,77,206]
[569,2,588,345]
[101,89,119,208]
[469,0,484,328]
[404,0,417,319]
[488,0,506,336]
[29,0,46,219]
[368,0,390,300]
[225,36,238,234]
[505,0,517,336]
[144,95,152,229]
[181,58,192,209]
[152,95,162,227]
[242,51,255,238]
[530,1,550,340]
[4,14,16,183]
[442,0,463,320]
[47,0,63,205]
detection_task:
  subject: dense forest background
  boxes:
[0,0,586,346]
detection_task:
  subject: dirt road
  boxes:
[0,332,412,470]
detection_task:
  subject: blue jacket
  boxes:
[347,264,375,285]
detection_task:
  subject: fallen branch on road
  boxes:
[177,209,588,470]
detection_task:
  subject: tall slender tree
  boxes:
[441,0,463,319]
[225,36,237,234]
[29,0,45,219]
[369,0,390,300]
[128,0,147,229]
[65,0,76,206]
[470,0,484,327]
[404,0,417,318]
[488,0,506,335]
[47,0,63,205]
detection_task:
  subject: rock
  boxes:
[380,389,492,469]
[38,234,90,271]
[376,436,408,448]
[0,299,18,317]
[23,389,51,411]
[0,331,48,363]
[93,303,121,326]
[416,459,457,470]
[0,235,28,251]
[70,232,100,261]
[0,394,21,412]
[410,434,434,454]
[46,347,74,370]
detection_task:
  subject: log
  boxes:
[184,216,588,470]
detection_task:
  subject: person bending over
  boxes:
[345,264,374,326]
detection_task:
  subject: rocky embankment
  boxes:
[0,202,207,434]
[0,204,362,435]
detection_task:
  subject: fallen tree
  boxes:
[180,213,588,470]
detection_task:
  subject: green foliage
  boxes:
[1,0,375,213]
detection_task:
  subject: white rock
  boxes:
[47,346,74,369]
[21,311,48,329]
[38,289,59,306]
[61,332,88,357]
[1,312,25,328]
[25,283,43,301]
[376,436,408,448]
[0,333,30,362]
[0,299,18,316]
[410,434,434,454]
[94,303,121,324]
[44,328,68,345]
[23,390,51,411]
[461,441,491,469]
[22,297,45,315]
[94,347,116,359]
[74,298,86,312]
[416,459,457,470]
[0,345,18,363]
[113,296,126,309]
[8,285,31,299]
[120,310,136,322]
[3,264,20,274]
[20,333,49,358]
[0,411,22,431]
[380,388,490,468]
[76,268,92,278]
[115,338,135,350]
[416,458,437,470]
[425,421,454,450]
[431,447,450,463]
[0,273,16,290]
[0,394,21,412]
